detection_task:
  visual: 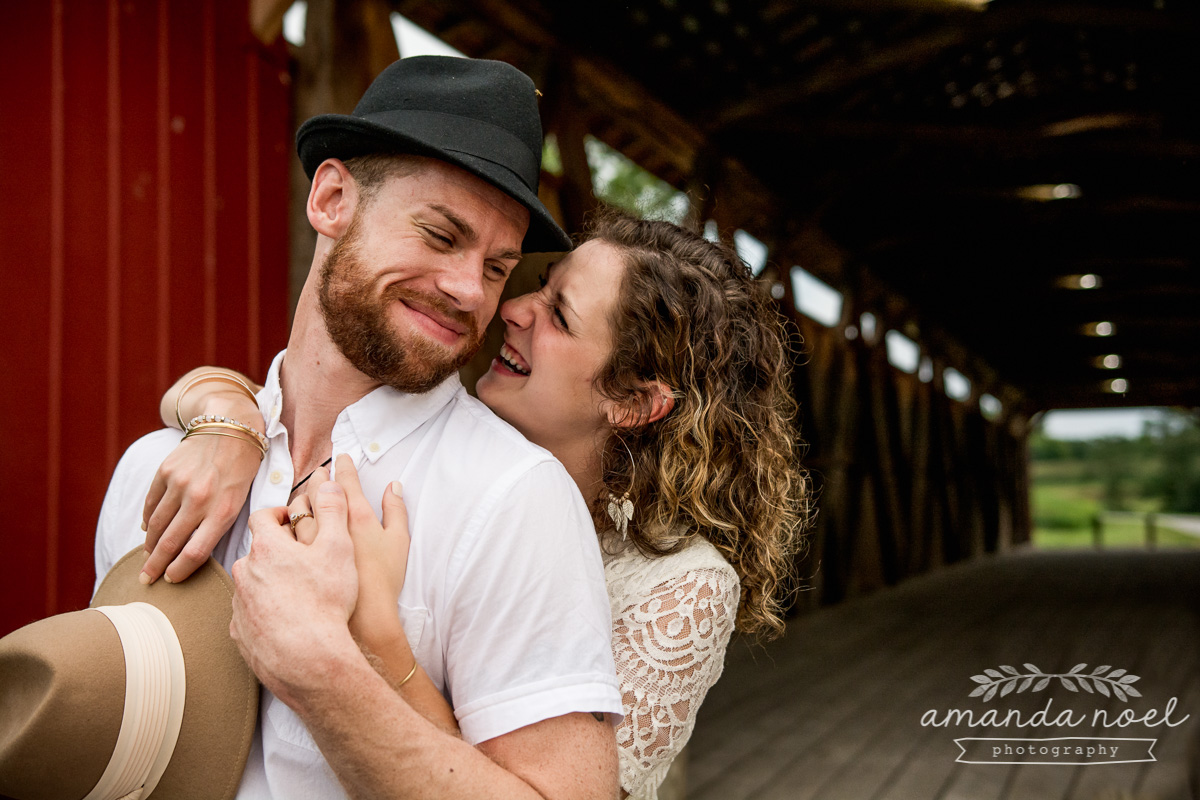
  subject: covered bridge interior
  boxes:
[319,0,1200,604]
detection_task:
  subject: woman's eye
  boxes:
[554,308,569,329]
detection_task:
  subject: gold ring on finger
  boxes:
[288,511,314,532]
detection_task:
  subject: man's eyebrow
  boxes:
[426,203,522,262]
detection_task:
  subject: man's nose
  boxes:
[434,257,487,312]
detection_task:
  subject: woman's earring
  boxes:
[607,492,634,539]
[607,437,636,540]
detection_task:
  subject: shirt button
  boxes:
[368,442,381,453]
[269,470,283,484]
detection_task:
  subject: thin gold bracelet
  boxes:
[395,660,419,689]
[175,372,258,429]
[181,428,267,460]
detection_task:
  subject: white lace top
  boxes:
[602,535,740,800]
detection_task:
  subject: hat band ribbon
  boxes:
[84,603,187,800]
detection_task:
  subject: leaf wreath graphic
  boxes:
[968,664,1142,702]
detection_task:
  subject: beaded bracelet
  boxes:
[175,372,259,430]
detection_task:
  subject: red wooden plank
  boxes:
[214,0,252,374]
[116,0,165,454]
[0,1,55,635]
[57,0,115,613]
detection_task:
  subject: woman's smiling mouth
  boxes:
[497,342,531,375]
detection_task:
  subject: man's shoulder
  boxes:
[438,388,558,467]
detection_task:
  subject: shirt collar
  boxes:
[259,349,463,462]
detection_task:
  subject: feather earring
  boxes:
[606,437,637,540]
[607,492,634,539]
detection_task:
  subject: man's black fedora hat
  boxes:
[297,56,572,253]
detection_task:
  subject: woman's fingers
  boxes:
[288,494,318,545]
[142,470,169,539]
[381,481,409,537]
[162,515,230,584]
[143,481,183,558]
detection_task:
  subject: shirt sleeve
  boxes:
[94,429,182,596]
[612,565,740,799]
[440,459,623,745]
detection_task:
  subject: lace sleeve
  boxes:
[611,565,739,799]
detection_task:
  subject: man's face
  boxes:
[318,158,529,393]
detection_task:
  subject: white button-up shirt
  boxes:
[95,351,621,799]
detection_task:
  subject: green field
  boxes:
[1031,474,1200,549]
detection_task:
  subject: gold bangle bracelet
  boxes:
[175,372,258,429]
[395,660,420,689]
[186,415,270,451]
[181,428,267,460]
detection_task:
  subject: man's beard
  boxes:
[318,215,484,394]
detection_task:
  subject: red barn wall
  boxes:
[0,0,293,635]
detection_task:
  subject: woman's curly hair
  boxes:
[586,208,812,639]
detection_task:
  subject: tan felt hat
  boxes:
[0,548,259,800]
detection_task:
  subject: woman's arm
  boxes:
[292,457,460,735]
[141,367,266,585]
[610,564,740,798]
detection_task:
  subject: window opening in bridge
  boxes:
[859,312,878,344]
[885,330,920,373]
[918,356,934,383]
[979,393,1002,420]
[283,2,306,46]
[1031,408,1200,550]
[1096,354,1122,370]
[583,137,688,223]
[733,229,768,276]
[703,220,721,243]
[944,368,971,401]
[789,266,843,327]
[1107,378,1129,394]
[391,13,465,58]
[541,133,563,177]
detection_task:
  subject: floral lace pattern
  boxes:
[603,537,740,800]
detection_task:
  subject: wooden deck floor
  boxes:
[686,549,1200,800]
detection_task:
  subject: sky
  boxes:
[1039,408,1170,440]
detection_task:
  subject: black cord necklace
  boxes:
[291,457,333,495]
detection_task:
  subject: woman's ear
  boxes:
[307,159,359,239]
[607,381,676,428]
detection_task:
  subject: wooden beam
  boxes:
[250,0,296,45]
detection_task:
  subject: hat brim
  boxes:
[297,114,573,253]
[92,548,258,800]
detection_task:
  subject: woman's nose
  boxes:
[500,292,536,329]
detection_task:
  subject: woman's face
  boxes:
[476,239,626,453]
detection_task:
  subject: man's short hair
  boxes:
[341,153,424,207]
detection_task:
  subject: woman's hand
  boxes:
[288,458,459,735]
[141,429,262,584]
[300,455,410,646]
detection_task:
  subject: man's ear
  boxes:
[607,380,676,428]
[307,159,359,239]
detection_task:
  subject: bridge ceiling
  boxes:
[397,0,1200,410]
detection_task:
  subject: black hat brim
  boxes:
[297,113,573,253]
